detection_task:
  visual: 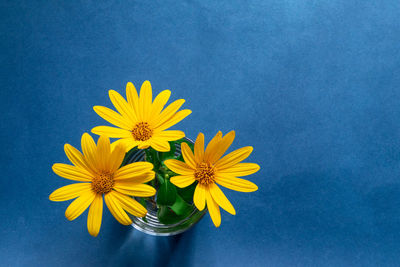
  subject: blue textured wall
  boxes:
[2,1,400,266]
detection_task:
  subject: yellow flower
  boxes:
[164,131,260,227]
[92,81,191,152]
[49,133,156,237]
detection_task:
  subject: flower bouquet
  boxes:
[50,81,260,236]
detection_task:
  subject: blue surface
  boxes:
[1,1,400,266]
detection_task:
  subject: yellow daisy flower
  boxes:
[164,131,260,227]
[92,80,191,152]
[49,133,156,237]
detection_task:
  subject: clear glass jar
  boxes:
[126,138,206,236]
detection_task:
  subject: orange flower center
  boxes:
[132,122,153,141]
[92,172,114,194]
[194,163,215,185]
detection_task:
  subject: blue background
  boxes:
[1,1,400,266]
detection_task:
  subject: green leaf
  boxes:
[156,173,165,184]
[156,178,177,206]
[144,148,153,162]
[159,141,176,161]
[145,147,161,169]
[170,194,194,217]
[157,206,183,225]
[177,182,197,204]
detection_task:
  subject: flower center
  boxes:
[194,163,215,185]
[91,172,114,194]
[132,122,153,141]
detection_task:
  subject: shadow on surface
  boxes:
[102,171,400,266]
[104,222,197,267]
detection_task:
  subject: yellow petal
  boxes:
[181,142,196,169]
[52,163,92,181]
[170,175,196,188]
[137,141,151,149]
[113,183,156,197]
[152,130,185,141]
[217,163,260,177]
[109,143,126,173]
[110,138,139,152]
[209,131,235,164]
[194,133,205,164]
[139,80,153,121]
[215,146,253,170]
[124,139,141,151]
[193,184,206,210]
[114,162,154,180]
[64,144,93,174]
[96,135,111,171]
[110,190,147,217]
[209,183,236,215]
[114,172,155,185]
[87,194,103,237]
[81,133,99,173]
[49,183,91,202]
[164,159,194,175]
[149,90,171,122]
[204,131,222,162]
[104,192,132,225]
[109,90,138,123]
[149,139,171,152]
[153,99,185,128]
[205,189,221,227]
[156,109,192,132]
[126,82,140,120]
[93,106,133,130]
[65,190,96,221]
[215,175,258,192]
[91,126,132,139]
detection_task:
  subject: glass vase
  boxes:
[125,138,206,236]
